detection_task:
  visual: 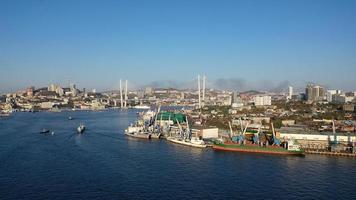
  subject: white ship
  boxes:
[124,107,162,139]
[166,117,206,148]
[166,136,206,148]
[125,123,161,139]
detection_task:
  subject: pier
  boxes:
[305,150,356,157]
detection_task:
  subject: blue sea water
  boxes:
[0,110,355,200]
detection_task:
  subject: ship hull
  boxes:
[166,137,207,148]
[213,144,304,156]
[125,132,160,139]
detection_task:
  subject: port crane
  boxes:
[185,116,192,140]
[271,122,281,146]
[329,120,345,152]
[253,123,262,145]
[231,118,247,144]
[176,119,184,139]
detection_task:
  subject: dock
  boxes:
[305,150,356,157]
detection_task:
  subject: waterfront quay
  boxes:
[1,82,356,157]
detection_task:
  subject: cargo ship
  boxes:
[166,117,206,148]
[212,120,304,156]
[124,107,162,139]
[212,141,304,156]
[167,136,206,148]
[125,127,161,139]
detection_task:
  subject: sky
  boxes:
[1,0,356,93]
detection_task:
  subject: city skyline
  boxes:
[1,1,356,199]
[1,0,356,92]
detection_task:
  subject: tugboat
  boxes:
[77,123,85,134]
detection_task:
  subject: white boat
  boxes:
[77,123,85,134]
[134,105,150,109]
[166,137,206,148]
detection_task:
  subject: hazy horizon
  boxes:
[1,0,356,93]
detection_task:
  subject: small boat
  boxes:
[77,123,85,134]
[40,129,50,134]
[68,116,73,120]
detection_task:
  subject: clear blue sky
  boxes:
[1,0,356,92]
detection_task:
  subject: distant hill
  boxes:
[240,90,264,95]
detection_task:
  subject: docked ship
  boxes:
[166,117,206,148]
[212,121,304,156]
[166,137,206,148]
[124,124,161,139]
[212,140,304,155]
[124,107,162,139]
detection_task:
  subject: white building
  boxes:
[280,132,356,143]
[332,94,355,103]
[287,86,293,100]
[193,127,219,139]
[48,84,64,96]
[40,102,54,109]
[254,95,271,106]
[326,90,342,102]
[231,102,244,108]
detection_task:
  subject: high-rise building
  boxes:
[326,90,342,102]
[305,84,325,102]
[145,87,154,95]
[26,87,34,97]
[318,87,325,100]
[306,84,313,101]
[287,86,293,100]
[48,84,64,96]
[70,83,77,96]
[254,95,271,106]
[232,91,239,104]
